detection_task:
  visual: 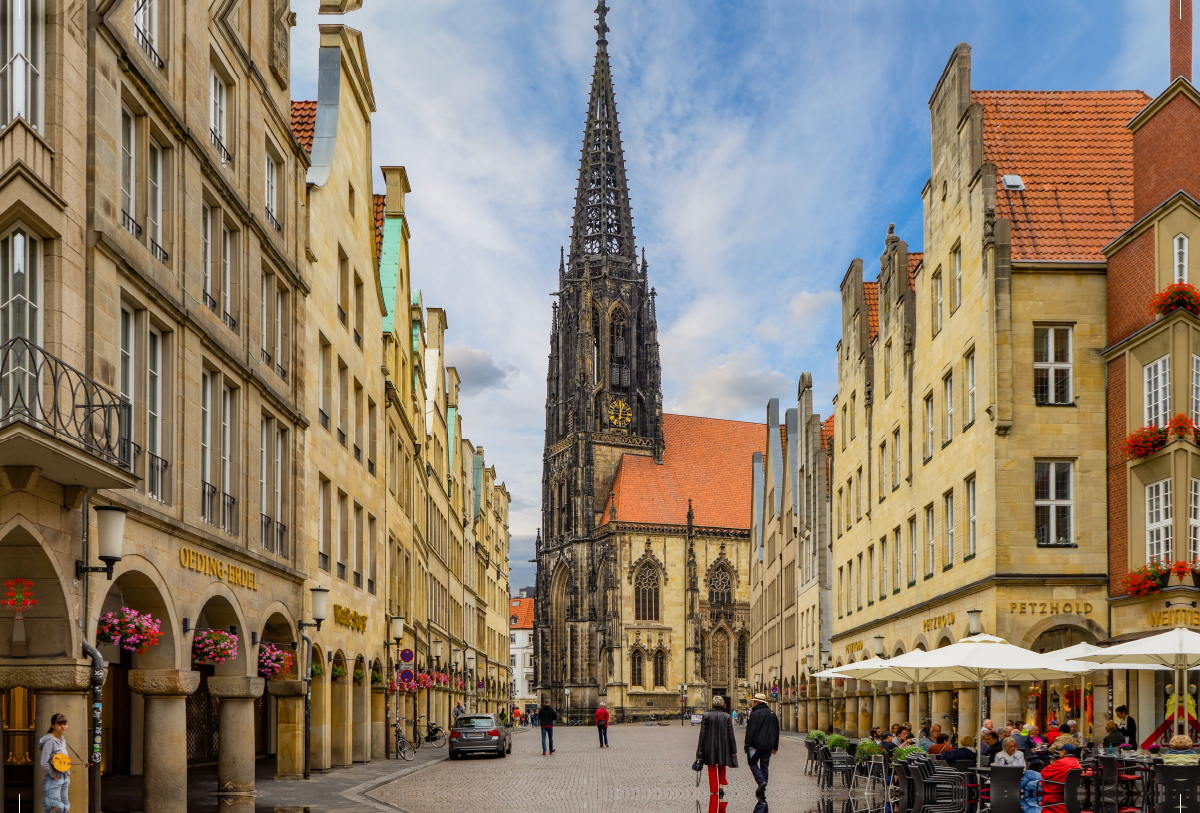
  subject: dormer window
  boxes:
[1176,234,1189,283]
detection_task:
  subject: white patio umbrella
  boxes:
[1052,642,1171,741]
[1065,628,1200,739]
[839,634,1088,767]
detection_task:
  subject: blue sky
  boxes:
[289,0,1173,592]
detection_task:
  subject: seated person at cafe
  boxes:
[940,734,976,762]
[1040,744,1082,813]
[928,734,951,755]
[897,726,915,747]
[994,736,1027,768]
[919,725,941,749]
[981,731,1002,760]
[1101,721,1127,748]
[1164,734,1200,765]
[1027,725,1045,746]
[1050,726,1080,751]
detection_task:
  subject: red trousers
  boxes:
[707,764,727,793]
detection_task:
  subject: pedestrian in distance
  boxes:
[39,712,70,813]
[453,701,465,723]
[539,698,558,755]
[695,695,738,805]
[744,693,779,806]
[595,700,610,747]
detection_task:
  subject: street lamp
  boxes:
[874,636,886,659]
[387,616,405,759]
[967,609,983,636]
[466,652,476,713]
[678,682,685,726]
[297,586,331,779]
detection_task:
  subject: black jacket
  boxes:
[744,704,780,753]
[696,710,739,767]
[1118,716,1137,745]
[539,705,558,727]
[1103,730,1127,747]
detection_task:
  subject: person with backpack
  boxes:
[595,701,610,747]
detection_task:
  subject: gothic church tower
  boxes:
[536,1,663,708]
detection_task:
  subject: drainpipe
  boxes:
[80,490,103,813]
[302,632,312,779]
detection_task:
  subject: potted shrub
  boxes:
[257,643,293,679]
[827,734,849,752]
[1150,282,1200,317]
[192,629,239,666]
[894,744,927,761]
[855,740,884,763]
[96,607,164,655]
[807,729,827,742]
[1123,561,1172,596]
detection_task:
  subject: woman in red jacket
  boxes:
[1040,744,1082,813]
[595,702,610,747]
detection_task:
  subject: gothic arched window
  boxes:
[610,311,627,388]
[708,567,733,605]
[653,650,665,687]
[710,630,729,685]
[634,566,660,621]
[631,650,643,687]
[736,635,748,679]
[591,307,601,383]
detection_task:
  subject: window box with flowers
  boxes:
[1170,559,1200,588]
[1150,282,1200,317]
[1123,561,1172,597]
[96,607,164,654]
[1123,414,1200,459]
[192,629,239,666]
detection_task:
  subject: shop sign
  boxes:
[1008,602,1093,615]
[845,641,863,654]
[332,604,367,633]
[922,611,955,632]
[179,546,259,590]
[1149,608,1200,628]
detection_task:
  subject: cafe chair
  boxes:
[818,743,855,789]
[985,766,1025,813]
[1096,756,1144,812]
[910,756,970,813]
[1151,765,1200,813]
[1041,768,1083,813]
[805,739,818,776]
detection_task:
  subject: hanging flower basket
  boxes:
[434,671,449,687]
[1150,282,1200,317]
[371,671,384,686]
[453,676,465,690]
[415,672,433,690]
[352,668,365,685]
[330,664,347,681]
[1123,561,1172,597]
[96,607,164,654]
[257,643,293,679]
[311,661,325,679]
[192,629,239,665]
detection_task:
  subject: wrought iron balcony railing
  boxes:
[337,305,346,325]
[354,444,361,462]
[318,409,330,430]
[135,26,165,69]
[337,427,346,446]
[261,513,272,551]
[353,571,362,588]
[337,561,346,580]
[150,239,169,264]
[147,452,168,502]
[222,311,237,331]
[261,349,272,366]
[318,551,330,572]
[201,481,217,525]
[203,290,218,311]
[353,329,362,348]
[276,521,287,558]
[367,458,376,476]
[0,337,132,470]
[367,577,375,595]
[276,363,286,380]
[220,492,237,534]
[265,206,281,232]
[121,210,142,237]
[209,129,232,165]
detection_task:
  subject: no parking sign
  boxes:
[400,648,414,663]
[400,670,414,682]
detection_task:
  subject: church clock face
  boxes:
[608,398,631,428]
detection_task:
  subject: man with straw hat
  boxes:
[743,693,779,803]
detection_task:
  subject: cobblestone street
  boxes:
[368,726,833,813]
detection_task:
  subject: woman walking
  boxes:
[696,696,738,807]
[39,713,70,813]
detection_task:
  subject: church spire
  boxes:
[570,0,636,269]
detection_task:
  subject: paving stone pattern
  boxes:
[368,724,833,813]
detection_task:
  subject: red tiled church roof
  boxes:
[508,597,534,630]
[290,100,317,154]
[973,89,1150,263]
[864,281,879,342]
[601,414,765,531]
[374,193,386,267]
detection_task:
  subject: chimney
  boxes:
[1171,0,1193,83]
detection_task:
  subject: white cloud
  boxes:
[445,345,519,394]
[668,353,793,419]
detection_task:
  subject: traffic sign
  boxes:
[400,649,414,663]
[400,670,414,682]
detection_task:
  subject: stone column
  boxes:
[989,685,1022,729]
[371,687,386,759]
[331,674,351,767]
[931,687,954,736]
[268,680,305,780]
[858,689,873,738]
[129,669,201,813]
[352,678,370,762]
[843,694,857,737]
[873,690,888,732]
[310,675,330,771]
[809,697,819,733]
[817,692,830,733]
[889,690,908,729]
[207,676,265,795]
[958,685,979,745]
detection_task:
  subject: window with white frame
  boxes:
[837,567,843,616]
[880,539,887,597]
[1177,234,1190,283]
[147,327,164,500]
[856,468,862,519]
[264,146,280,229]
[879,442,887,493]
[893,428,901,487]
[1193,355,1200,426]
[924,394,934,459]
[201,204,212,297]
[120,109,136,226]
[885,342,892,395]
[209,66,230,161]
[966,350,976,423]
[908,518,916,584]
[221,385,232,499]
[119,306,134,404]
[1,0,44,130]
[1035,460,1073,546]
[868,546,874,603]
[1192,479,1200,562]
[925,505,935,575]
[259,417,268,526]
[857,553,863,609]
[933,272,943,333]
[953,246,962,309]
[967,476,977,557]
[1,228,40,348]
[1147,478,1173,564]
[944,374,954,443]
[147,140,163,251]
[1145,354,1171,428]
[894,527,902,590]
[1034,326,1073,405]
[944,491,955,563]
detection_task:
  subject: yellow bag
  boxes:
[51,752,71,773]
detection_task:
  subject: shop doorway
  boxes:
[2,687,35,811]
[100,649,134,776]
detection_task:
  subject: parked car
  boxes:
[448,714,512,759]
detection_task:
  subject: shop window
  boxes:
[1144,354,1171,429]
[1034,326,1073,405]
[1035,460,1073,547]
[1147,478,1173,564]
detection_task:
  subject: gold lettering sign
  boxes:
[179,546,259,591]
[332,604,367,633]
[845,641,863,654]
[1149,609,1200,628]
[922,612,956,633]
[1008,602,1093,615]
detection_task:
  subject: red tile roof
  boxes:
[508,597,534,629]
[601,413,765,530]
[863,281,879,342]
[290,100,317,154]
[908,252,922,290]
[973,90,1150,263]
[374,193,386,268]
[821,415,834,450]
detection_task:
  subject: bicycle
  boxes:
[411,714,447,749]
[393,716,415,761]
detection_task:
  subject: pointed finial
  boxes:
[559,246,566,276]
[641,247,647,277]
[595,0,610,44]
